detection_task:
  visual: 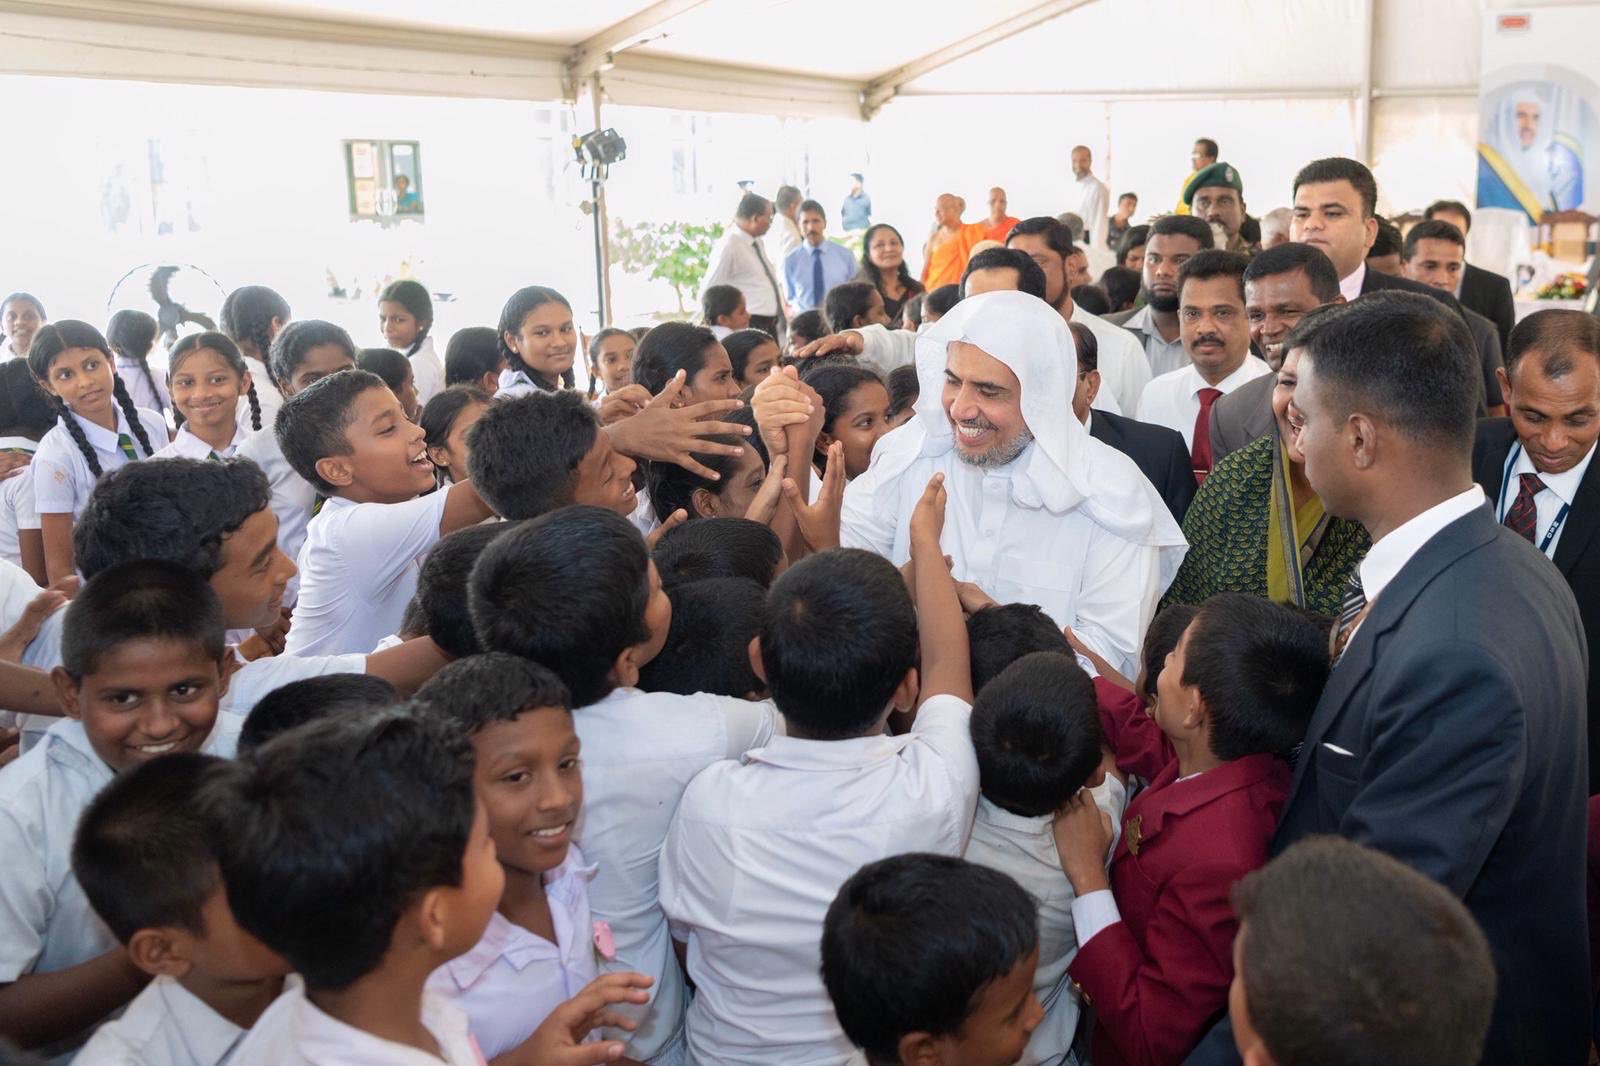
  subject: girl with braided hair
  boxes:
[106,309,171,421]
[27,320,169,582]
[219,284,290,429]
[152,332,262,461]
[378,279,444,406]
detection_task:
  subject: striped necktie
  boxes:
[1330,571,1369,662]
[115,433,139,461]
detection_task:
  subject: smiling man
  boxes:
[840,290,1185,674]
[1472,309,1600,794]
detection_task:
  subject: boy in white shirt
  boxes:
[72,753,289,1066]
[470,506,782,1064]
[0,562,239,1054]
[275,368,493,655]
[416,654,601,1058]
[658,475,981,1066]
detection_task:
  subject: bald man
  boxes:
[984,187,1020,242]
[1070,145,1111,257]
[921,194,989,290]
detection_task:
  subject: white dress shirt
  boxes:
[573,687,782,1063]
[229,982,481,1066]
[153,424,247,461]
[1120,305,1191,377]
[0,437,38,570]
[75,974,250,1066]
[1338,262,1367,304]
[285,490,450,657]
[767,212,803,270]
[234,424,313,607]
[659,694,981,1066]
[701,227,783,317]
[408,335,445,407]
[235,358,283,434]
[842,444,1166,676]
[116,355,172,418]
[1076,307,1153,416]
[426,847,599,1061]
[30,405,170,519]
[1358,486,1488,607]
[963,777,1127,1066]
[1136,355,1272,449]
[1494,440,1596,558]
[1071,174,1111,254]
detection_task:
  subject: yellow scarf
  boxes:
[1266,439,1329,606]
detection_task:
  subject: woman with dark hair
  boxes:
[855,223,924,325]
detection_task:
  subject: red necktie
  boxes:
[1191,387,1224,484]
[1504,472,1545,542]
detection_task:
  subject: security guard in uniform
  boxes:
[1183,162,1260,257]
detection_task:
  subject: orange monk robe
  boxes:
[920,222,989,289]
[984,215,1021,242]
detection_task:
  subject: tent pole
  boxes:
[589,72,614,328]
[1356,0,1375,162]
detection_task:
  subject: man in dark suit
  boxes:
[1471,309,1600,794]
[1401,219,1508,416]
[1427,198,1518,349]
[1069,320,1195,522]
[1209,242,1342,461]
[1188,293,1590,1065]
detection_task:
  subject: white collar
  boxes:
[1511,439,1598,507]
[69,403,136,454]
[1357,486,1486,604]
[155,976,248,1063]
[1339,262,1367,303]
[1181,354,1268,397]
[0,435,37,453]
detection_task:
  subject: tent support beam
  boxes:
[1354,0,1377,161]
[565,0,711,94]
[859,0,1099,119]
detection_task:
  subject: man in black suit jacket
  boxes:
[1188,293,1590,1065]
[1427,198,1519,349]
[1068,320,1195,521]
[1471,309,1600,794]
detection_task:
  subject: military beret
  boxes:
[1183,162,1243,205]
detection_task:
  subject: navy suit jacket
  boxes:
[1191,504,1591,1065]
[1460,261,1517,351]
[1088,408,1196,523]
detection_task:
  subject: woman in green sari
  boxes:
[1163,337,1369,615]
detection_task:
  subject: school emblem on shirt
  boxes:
[1125,815,1143,856]
[52,468,66,483]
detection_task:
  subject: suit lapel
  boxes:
[1554,451,1600,576]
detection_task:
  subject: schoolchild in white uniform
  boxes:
[218,285,289,433]
[379,279,445,407]
[0,358,61,582]
[107,309,172,424]
[152,333,262,462]
[495,286,579,399]
[0,292,46,363]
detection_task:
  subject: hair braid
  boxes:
[245,382,263,432]
[132,352,163,415]
[112,376,156,456]
[406,327,430,359]
[52,394,103,478]
[248,322,274,371]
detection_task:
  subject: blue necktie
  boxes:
[812,246,825,307]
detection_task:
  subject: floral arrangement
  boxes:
[1535,272,1590,300]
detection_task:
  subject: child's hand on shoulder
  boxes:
[1053,789,1114,894]
[909,472,947,552]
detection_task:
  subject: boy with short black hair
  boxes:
[275,369,494,656]
[651,517,785,589]
[0,562,238,1052]
[1055,592,1330,1065]
[660,476,982,1064]
[1096,603,1196,784]
[965,602,1071,694]
[210,710,498,1064]
[238,673,398,754]
[964,651,1125,1065]
[414,653,601,1058]
[1228,837,1496,1066]
[411,521,517,658]
[821,853,1043,1066]
[637,577,767,699]
[466,391,639,522]
[470,505,780,1062]
[72,752,289,1065]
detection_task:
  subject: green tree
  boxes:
[610,219,725,313]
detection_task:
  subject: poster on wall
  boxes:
[1477,8,1600,223]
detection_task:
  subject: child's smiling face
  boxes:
[56,637,224,773]
[470,707,582,879]
[322,385,435,503]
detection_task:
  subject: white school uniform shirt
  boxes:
[659,694,981,1066]
[233,425,312,607]
[1136,354,1272,449]
[236,357,283,435]
[229,982,482,1066]
[1495,439,1597,558]
[153,424,246,461]
[407,335,445,407]
[572,687,782,1063]
[496,366,552,400]
[0,716,242,1029]
[30,405,170,519]
[285,490,450,657]
[116,356,171,419]
[963,777,1127,1066]
[0,558,65,750]
[701,227,782,317]
[426,846,600,1060]
[0,437,39,569]
[74,973,255,1066]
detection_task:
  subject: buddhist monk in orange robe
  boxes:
[983,186,1020,242]
[920,194,988,289]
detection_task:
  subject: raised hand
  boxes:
[781,443,844,553]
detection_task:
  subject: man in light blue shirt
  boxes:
[783,200,859,313]
[841,173,871,231]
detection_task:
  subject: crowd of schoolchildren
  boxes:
[0,281,1496,1066]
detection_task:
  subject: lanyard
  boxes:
[1498,443,1570,555]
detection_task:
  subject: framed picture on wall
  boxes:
[344,139,424,222]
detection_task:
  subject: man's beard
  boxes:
[1143,285,1179,313]
[955,421,1035,469]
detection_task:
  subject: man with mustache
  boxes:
[839,290,1186,675]
[1136,251,1271,483]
